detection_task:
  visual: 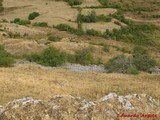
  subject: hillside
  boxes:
[0,0,160,119]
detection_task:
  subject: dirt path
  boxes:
[125,16,160,25]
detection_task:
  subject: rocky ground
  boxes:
[0,93,159,120]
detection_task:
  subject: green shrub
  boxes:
[25,53,41,62]
[80,10,97,23]
[97,15,112,22]
[26,47,66,67]
[28,12,40,20]
[98,0,109,6]
[86,29,102,36]
[13,18,20,23]
[67,0,82,6]
[19,20,31,25]
[103,23,157,45]
[105,55,138,74]
[152,14,160,18]
[55,24,72,31]
[55,24,78,33]
[74,48,94,65]
[0,2,4,12]
[127,67,139,75]
[120,47,130,53]
[0,45,14,67]
[12,18,31,25]
[48,34,61,42]
[33,22,48,27]
[131,46,156,72]
[101,43,110,52]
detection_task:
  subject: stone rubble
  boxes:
[0,93,159,120]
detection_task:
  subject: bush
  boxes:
[132,46,156,72]
[97,15,112,22]
[48,34,61,42]
[105,55,138,74]
[25,53,40,62]
[101,43,110,52]
[28,12,40,20]
[80,10,97,23]
[12,18,31,25]
[26,47,66,67]
[0,45,14,67]
[67,0,82,6]
[103,22,157,45]
[33,22,48,27]
[98,0,109,6]
[55,24,79,34]
[86,29,102,36]
[0,2,4,12]
[74,48,94,65]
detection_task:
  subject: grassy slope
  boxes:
[0,65,159,105]
[0,0,159,106]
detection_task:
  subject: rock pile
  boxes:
[0,93,159,120]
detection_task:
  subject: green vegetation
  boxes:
[54,24,84,35]
[26,47,66,67]
[73,48,94,65]
[98,0,156,12]
[47,33,61,42]
[66,0,82,6]
[103,22,157,45]
[32,22,48,27]
[105,46,156,74]
[0,45,14,67]
[79,10,97,23]
[152,14,160,18]
[86,29,102,36]
[0,1,4,12]
[98,0,109,6]
[132,46,156,72]
[12,18,31,25]
[77,10,112,24]
[101,43,110,52]
[105,55,138,74]
[97,15,112,22]
[28,12,40,20]
[8,32,21,38]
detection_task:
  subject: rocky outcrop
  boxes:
[0,93,159,120]
[150,67,160,74]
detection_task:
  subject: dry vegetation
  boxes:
[0,0,159,118]
[0,65,160,106]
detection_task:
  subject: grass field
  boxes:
[0,0,160,109]
[0,65,159,106]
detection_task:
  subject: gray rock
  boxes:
[99,93,118,102]
[150,67,160,74]
[0,105,4,115]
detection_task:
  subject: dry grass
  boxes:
[0,65,159,106]
[1,0,78,26]
[82,8,117,16]
[82,19,121,32]
[80,0,101,7]
[1,38,45,55]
